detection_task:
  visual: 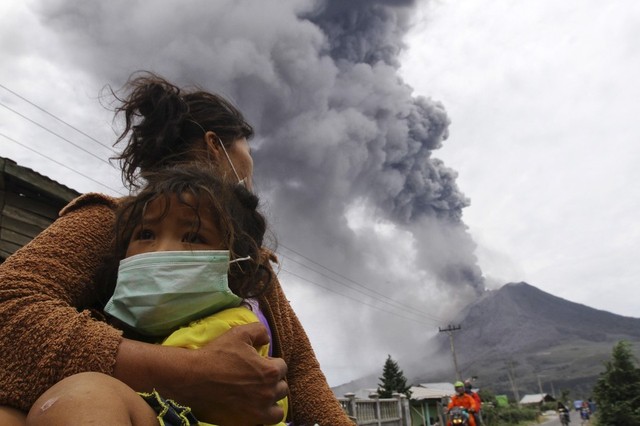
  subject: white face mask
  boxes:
[104,250,248,336]
[217,137,247,188]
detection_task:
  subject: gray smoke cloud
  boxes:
[26,0,483,383]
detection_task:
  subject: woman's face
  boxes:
[225,137,254,190]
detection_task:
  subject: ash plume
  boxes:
[27,0,485,381]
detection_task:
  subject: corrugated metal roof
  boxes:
[0,156,79,201]
[520,393,554,404]
[1,156,81,260]
[418,383,455,393]
[409,386,450,401]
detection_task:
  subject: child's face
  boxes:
[126,192,224,258]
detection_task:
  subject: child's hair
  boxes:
[113,164,271,299]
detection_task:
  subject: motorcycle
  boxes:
[448,406,470,426]
[558,407,570,425]
[580,406,591,422]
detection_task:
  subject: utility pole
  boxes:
[537,374,544,395]
[538,373,556,398]
[438,324,462,381]
[506,360,521,407]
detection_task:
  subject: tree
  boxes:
[377,354,412,398]
[478,387,497,406]
[559,389,571,407]
[592,340,640,425]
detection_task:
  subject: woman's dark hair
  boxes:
[112,164,270,299]
[111,71,254,188]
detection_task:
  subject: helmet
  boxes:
[454,381,464,388]
[464,379,472,389]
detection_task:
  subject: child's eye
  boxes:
[135,229,155,241]
[183,233,206,244]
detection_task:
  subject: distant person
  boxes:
[447,381,478,426]
[573,400,583,411]
[580,401,591,421]
[464,379,483,425]
[557,401,570,425]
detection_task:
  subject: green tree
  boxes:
[592,340,640,425]
[478,387,497,406]
[559,389,571,407]
[377,355,412,398]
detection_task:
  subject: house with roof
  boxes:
[0,156,79,261]
[519,393,556,407]
[408,383,454,426]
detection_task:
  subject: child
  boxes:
[103,164,286,426]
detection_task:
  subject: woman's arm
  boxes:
[0,195,121,411]
[263,275,355,425]
[115,325,288,425]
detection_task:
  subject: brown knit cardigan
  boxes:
[0,193,353,425]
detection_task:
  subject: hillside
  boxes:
[424,282,640,397]
[335,282,640,399]
[449,282,640,359]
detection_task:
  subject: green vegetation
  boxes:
[478,388,497,406]
[377,354,412,398]
[559,389,571,405]
[481,404,538,426]
[592,340,640,425]
[474,388,539,426]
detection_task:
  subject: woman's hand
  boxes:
[114,322,288,424]
[182,322,289,424]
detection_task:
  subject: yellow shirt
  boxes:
[162,306,288,426]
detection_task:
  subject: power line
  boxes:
[279,248,443,323]
[279,243,443,321]
[0,132,125,196]
[0,83,115,153]
[280,266,437,326]
[0,100,112,166]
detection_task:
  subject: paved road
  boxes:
[537,410,589,426]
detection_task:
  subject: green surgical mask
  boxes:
[104,250,246,336]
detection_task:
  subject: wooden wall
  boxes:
[0,157,79,261]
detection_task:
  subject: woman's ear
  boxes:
[204,131,224,163]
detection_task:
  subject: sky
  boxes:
[399,0,640,317]
[1,0,639,387]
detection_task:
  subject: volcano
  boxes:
[426,282,640,397]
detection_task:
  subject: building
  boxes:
[519,393,556,407]
[0,157,79,261]
[409,383,454,426]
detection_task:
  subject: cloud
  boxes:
[2,0,485,384]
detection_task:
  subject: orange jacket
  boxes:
[467,391,482,411]
[448,393,478,426]
[448,393,478,412]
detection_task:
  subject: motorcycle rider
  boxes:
[447,381,478,426]
[557,401,571,425]
[580,401,591,421]
[464,379,483,425]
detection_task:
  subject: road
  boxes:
[536,410,589,426]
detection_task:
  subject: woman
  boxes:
[0,72,353,425]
